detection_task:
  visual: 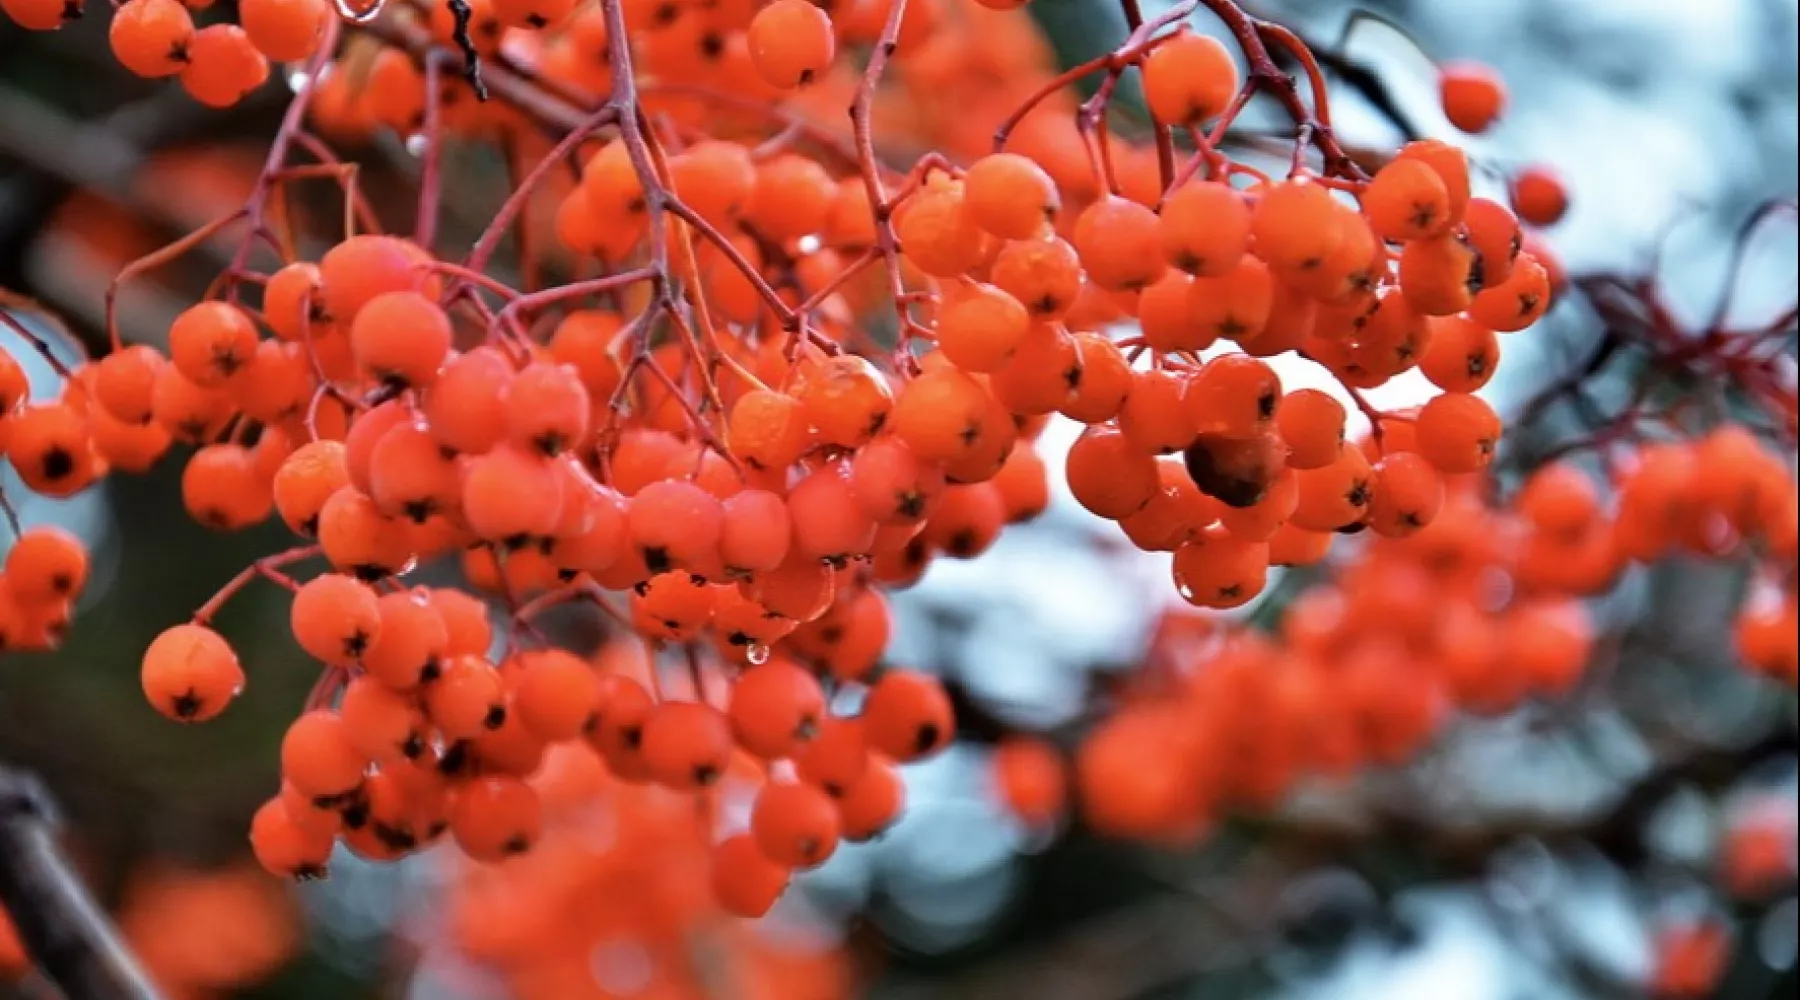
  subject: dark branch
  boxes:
[0,768,161,1000]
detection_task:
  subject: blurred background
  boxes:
[0,0,1797,998]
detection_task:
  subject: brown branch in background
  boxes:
[0,768,162,1000]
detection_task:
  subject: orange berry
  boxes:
[1073,196,1166,292]
[238,0,328,61]
[751,781,841,869]
[169,301,258,387]
[798,354,894,449]
[1276,388,1346,470]
[281,709,369,800]
[450,775,542,861]
[640,701,733,789]
[1362,157,1451,241]
[747,0,834,89]
[1251,179,1342,272]
[1161,180,1250,277]
[1184,353,1280,439]
[141,623,243,722]
[936,283,1030,373]
[182,444,274,530]
[1066,424,1159,519]
[992,737,1066,826]
[1510,165,1569,227]
[426,347,514,455]
[1414,392,1501,474]
[110,0,194,78]
[837,756,905,840]
[2,0,78,29]
[1141,28,1239,125]
[503,361,590,456]
[1187,255,1274,344]
[991,236,1083,319]
[862,669,954,762]
[1439,60,1506,133]
[4,525,88,606]
[1419,315,1499,393]
[711,833,792,917]
[179,24,268,108]
[1469,253,1552,332]
[1366,451,1444,537]
[1171,524,1267,608]
[349,291,451,388]
[290,573,381,667]
[249,798,332,879]
[512,648,601,742]
[963,153,1060,240]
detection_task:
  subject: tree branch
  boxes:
[0,768,161,1000]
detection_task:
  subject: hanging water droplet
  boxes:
[746,643,771,666]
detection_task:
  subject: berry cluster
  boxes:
[0,0,1789,934]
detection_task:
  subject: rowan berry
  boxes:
[1066,424,1159,519]
[748,0,835,88]
[280,710,368,801]
[798,354,894,449]
[751,780,841,869]
[963,153,1060,240]
[290,573,381,667]
[1115,369,1193,455]
[837,756,905,840]
[1289,441,1374,531]
[318,235,438,325]
[337,675,429,763]
[1,0,78,30]
[182,444,273,531]
[317,486,414,579]
[862,670,953,761]
[748,153,837,243]
[893,179,985,279]
[1395,139,1471,225]
[249,798,332,880]
[1362,157,1451,241]
[1172,523,1269,608]
[460,446,566,544]
[988,325,1074,417]
[1510,165,1569,227]
[1366,451,1445,537]
[992,737,1066,826]
[238,0,328,61]
[93,345,165,425]
[110,0,194,78]
[450,775,542,862]
[4,526,88,606]
[179,24,268,109]
[423,654,506,740]
[1275,389,1346,471]
[141,623,243,722]
[636,701,731,789]
[1073,195,1166,292]
[936,283,1030,373]
[711,833,791,918]
[1141,28,1239,125]
[1414,392,1500,474]
[1119,458,1216,551]
[1439,61,1506,133]
[169,301,258,387]
[991,236,1083,319]
[503,361,590,456]
[1468,253,1552,331]
[504,648,599,743]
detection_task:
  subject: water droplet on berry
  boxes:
[746,643,771,666]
